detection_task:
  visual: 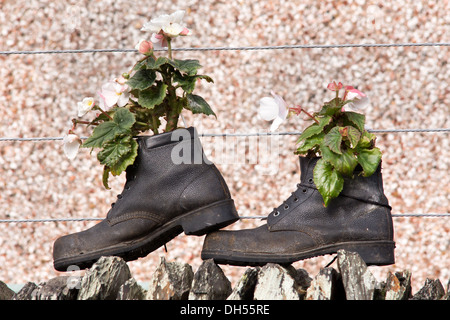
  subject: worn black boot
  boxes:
[201,156,395,266]
[53,127,239,271]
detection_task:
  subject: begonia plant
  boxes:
[259,82,381,206]
[64,10,215,188]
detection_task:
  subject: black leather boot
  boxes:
[201,156,395,266]
[53,127,239,271]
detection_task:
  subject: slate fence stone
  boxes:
[4,250,449,300]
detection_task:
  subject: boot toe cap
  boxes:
[201,224,317,265]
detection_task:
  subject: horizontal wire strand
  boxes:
[0,213,449,223]
[1,42,449,55]
[1,128,449,142]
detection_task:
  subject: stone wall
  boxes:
[1,250,448,300]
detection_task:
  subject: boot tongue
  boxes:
[298,156,319,183]
[140,127,197,149]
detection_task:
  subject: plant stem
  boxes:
[151,115,159,135]
[73,119,100,126]
[167,37,173,60]
[98,109,114,121]
[301,109,319,124]
[165,84,182,132]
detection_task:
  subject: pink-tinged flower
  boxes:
[135,39,153,55]
[343,86,369,110]
[63,133,82,160]
[141,10,188,37]
[150,33,169,49]
[327,81,343,91]
[97,81,131,111]
[258,91,288,132]
[179,27,190,36]
[77,97,95,117]
[344,86,366,99]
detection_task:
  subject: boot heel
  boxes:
[181,199,239,236]
[339,240,396,266]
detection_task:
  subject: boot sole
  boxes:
[201,240,395,267]
[53,199,239,271]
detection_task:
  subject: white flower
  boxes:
[347,95,370,110]
[77,97,95,117]
[97,81,131,111]
[258,91,288,132]
[141,10,188,37]
[344,86,369,111]
[150,33,168,49]
[63,134,81,160]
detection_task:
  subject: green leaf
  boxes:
[97,136,132,167]
[357,147,382,177]
[133,59,147,71]
[146,56,169,70]
[82,109,135,148]
[196,74,214,83]
[82,122,120,148]
[318,98,343,116]
[173,72,196,94]
[297,115,332,142]
[173,73,214,94]
[102,166,111,189]
[113,108,136,129]
[313,158,344,206]
[101,138,139,189]
[171,59,202,76]
[126,69,157,90]
[295,132,325,155]
[323,127,343,154]
[110,139,138,176]
[344,112,366,132]
[186,94,216,117]
[321,144,358,177]
[138,82,168,109]
[357,131,377,149]
[343,125,361,148]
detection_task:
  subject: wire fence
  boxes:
[1,213,450,224]
[1,128,449,142]
[1,42,449,55]
[1,41,449,223]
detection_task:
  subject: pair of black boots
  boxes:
[53,127,395,271]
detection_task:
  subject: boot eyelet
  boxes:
[284,205,289,210]
[273,210,280,217]
[302,189,307,193]
[293,197,298,202]
[308,178,314,184]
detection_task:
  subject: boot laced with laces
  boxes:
[53,127,239,271]
[201,156,395,266]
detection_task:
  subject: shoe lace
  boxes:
[110,166,137,208]
[270,182,314,218]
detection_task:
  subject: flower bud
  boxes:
[63,133,82,160]
[135,39,153,55]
